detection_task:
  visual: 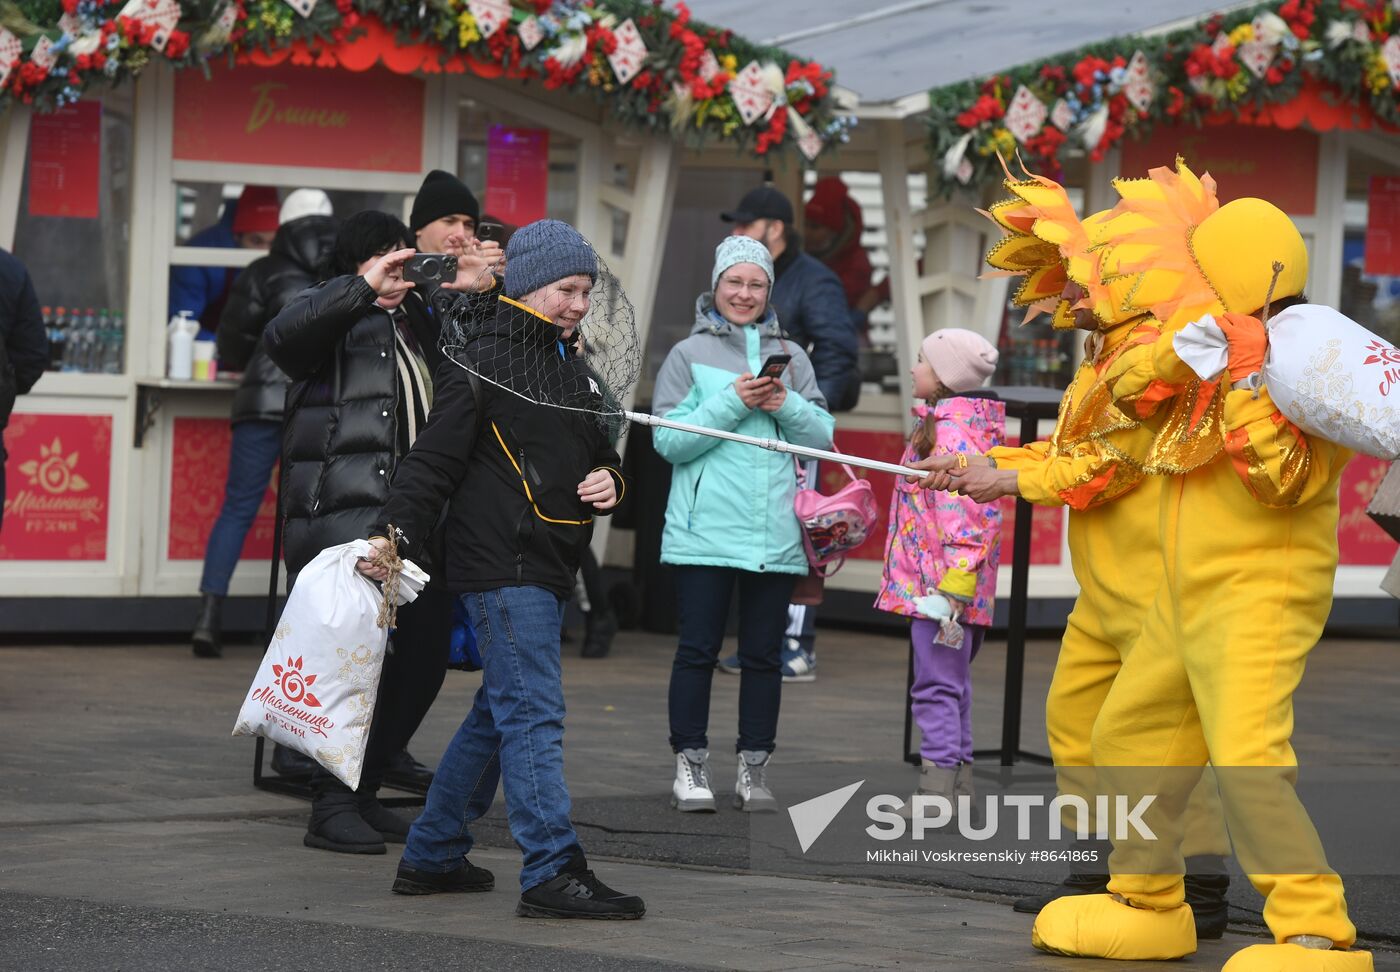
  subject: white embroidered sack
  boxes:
[1173,305,1400,460]
[232,540,427,790]
[1263,306,1400,460]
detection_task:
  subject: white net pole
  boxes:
[624,411,935,479]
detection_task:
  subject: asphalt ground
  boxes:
[1,625,1396,970]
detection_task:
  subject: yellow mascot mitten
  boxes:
[1031,893,1195,960]
[1222,943,1374,972]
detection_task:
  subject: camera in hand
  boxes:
[404,253,459,289]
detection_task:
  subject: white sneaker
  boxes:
[734,750,777,812]
[671,749,716,812]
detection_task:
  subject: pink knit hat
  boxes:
[922,328,998,393]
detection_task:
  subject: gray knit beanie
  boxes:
[503,219,598,299]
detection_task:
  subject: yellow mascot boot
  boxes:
[1222,939,1373,972]
[1031,893,1196,960]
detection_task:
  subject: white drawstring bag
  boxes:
[1173,305,1400,460]
[232,539,428,790]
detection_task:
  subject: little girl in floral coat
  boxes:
[875,327,1004,810]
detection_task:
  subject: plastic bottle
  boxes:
[103,310,125,375]
[52,306,70,371]
[168,311,197,380]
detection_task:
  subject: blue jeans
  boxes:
[668,565,797,754]
[402,587,581,891]
[199,420,281,597]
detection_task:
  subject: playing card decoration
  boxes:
[728,60,774,126]
[0,27,22,88]
[30,35,57,68]
[1004,85,1047,144]
[1049,97,1074,132]
[282,0,315,16]
[517,15,545,50]
[215,0,237,33]
[1123,49,1154,112]
[1238,40,1276,79]
[608,18,647,85]
[467,0,511,39]
[1383,35,1400,88]
[58,13,82,36]
[118,0,182,51]
[698,49,721,82]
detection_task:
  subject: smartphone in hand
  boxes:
[755,353,792,381]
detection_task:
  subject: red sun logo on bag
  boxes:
[1363,340,1400,397]
[271,656,322,707]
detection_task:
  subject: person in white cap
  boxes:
[192,189,337,662]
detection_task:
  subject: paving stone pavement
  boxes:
[0,627,1396,971]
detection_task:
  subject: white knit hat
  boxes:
[279,188,333,225]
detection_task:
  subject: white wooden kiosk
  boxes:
[0,54,688,630]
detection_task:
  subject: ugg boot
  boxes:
[899,765,957,823]
[304,792,386,855]
[191,593,222,658]
[355,790,410,843]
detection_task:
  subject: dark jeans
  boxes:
[200,420,281,597]
[313,585,452,797]
[403,587,581,891]
[668,565,797,754]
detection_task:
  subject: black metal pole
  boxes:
[998,413,1039,766]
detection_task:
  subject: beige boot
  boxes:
[954,762,982,827]
[898,765,957,822]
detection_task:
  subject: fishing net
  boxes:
[438,245,639,444]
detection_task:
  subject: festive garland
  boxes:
[928,0,1400,193]
[0,0,853,159]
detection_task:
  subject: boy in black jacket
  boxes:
[359,220,643,919]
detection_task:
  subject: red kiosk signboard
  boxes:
[173,62,426,173]
[0,413,112,560]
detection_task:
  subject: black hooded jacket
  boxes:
[217,215,338,424]
[264,273,449,579]
[373,296,626,599]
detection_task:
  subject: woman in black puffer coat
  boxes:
[192,201,339,660]
[262,209,501,856]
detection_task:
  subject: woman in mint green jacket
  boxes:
[653,236,835,815]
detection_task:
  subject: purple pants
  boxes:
[910,619,985,769]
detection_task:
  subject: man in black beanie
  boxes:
[412,170,491,263]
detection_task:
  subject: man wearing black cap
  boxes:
[719,185,860,684]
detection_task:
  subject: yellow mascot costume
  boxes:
[972,170,1231,934]
[1030,160,1370,971]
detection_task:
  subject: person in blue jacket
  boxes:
[653,235,835,815]
[720,186,861,683]
[169,185,280,338]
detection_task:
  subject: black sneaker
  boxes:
[1185,871,1230,939]
[1012,871,1109,914]
[270,743,317,777]
[392,858,495,895]
[516,854,645,920]
[385,750,434,790]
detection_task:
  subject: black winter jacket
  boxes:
[264,274,449,579]
[771,246,861,412]
[217,215,338,424]
[0,248,47,436]
[374,297,626,599]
